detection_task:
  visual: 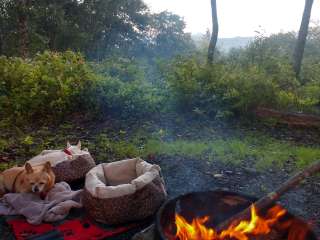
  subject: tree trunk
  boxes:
[207,0,219,65]
[17,0,29,58]
[0,28,3,55]
[293,0,314,78]
[0,3,4,56]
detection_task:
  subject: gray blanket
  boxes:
[0,182,83,225]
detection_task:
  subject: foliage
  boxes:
[0,162,16,172]
[89,134,140,162]
[92,57,166,118]
[1,2,319,182]
[149,11,195,59]
[165,28,320,117]
[0,0,195,60]
[165,56,285,116]
[0,51,168,125]
[0,139,9,152]
[93,57,146,82]
[0,51,99,124]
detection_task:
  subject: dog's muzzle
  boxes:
[32,185,43,193]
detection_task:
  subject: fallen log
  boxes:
[254,107,320,128]
[216,160,320,233]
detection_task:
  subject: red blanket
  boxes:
[8,218,138,240]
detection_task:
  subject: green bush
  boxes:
[165,52,319,118]
[92,57,146,82]
[2,31,320,127]
[0,51,99,124]
[0,52,166,125]
[93,58,166,118]
[165,56,254,116]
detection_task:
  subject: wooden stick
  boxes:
[216,160,320,232]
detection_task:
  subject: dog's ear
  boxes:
[43,162,52,172]
[77,140,81,149]
[25,163,33,174]
[67,141,71,148]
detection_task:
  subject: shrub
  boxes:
[93,58,166,118]
[92,57,145,82]
[165,56,249,116]
[0,51,99,124]
[0,52,167,125]
[165,52,318,118]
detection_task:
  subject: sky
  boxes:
[144,0,320,38]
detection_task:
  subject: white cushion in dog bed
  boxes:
[85,158,162,199]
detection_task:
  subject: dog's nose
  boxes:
[34,186,39,192]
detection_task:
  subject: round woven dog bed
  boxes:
[83,158,167,225]
[28,152,96,183]
[53,153,96,183]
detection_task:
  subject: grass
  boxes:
[89,133,319,171]
[143,139,209,158]
[295,147,320,168]
[0,139,10,152]
[88,133,140,162]
[0,121,319,172]
[0,162,17,171]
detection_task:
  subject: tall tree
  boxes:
[293,0,314,78]
[0,0,193,60]
[207,0,218,64]
[0,2,4,55]
[17,0,30,58]
[80,0,150,60]
[149,11,195,59]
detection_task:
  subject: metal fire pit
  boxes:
[156,190,317,240]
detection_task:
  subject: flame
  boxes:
[175,204,292,240]
[219,205,286,240]
[175,215,218,240]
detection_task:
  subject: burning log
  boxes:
[215,160,320,233]
[225,231,282,240]
[249,232,284,240]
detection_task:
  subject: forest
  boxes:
[1,0,320,165]
[0,0,320,237]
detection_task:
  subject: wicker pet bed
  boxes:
[52,153,96,183]
[83,158,167,225]
[27,151,96,183]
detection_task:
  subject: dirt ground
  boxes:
[149,155,320,236]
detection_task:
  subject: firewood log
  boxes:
[216,161,320,233]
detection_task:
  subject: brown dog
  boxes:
[0,162,55,197]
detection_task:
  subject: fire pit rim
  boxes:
[156,189,257,240]
[155,189,318,240]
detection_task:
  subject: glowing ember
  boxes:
[175,204,288,240]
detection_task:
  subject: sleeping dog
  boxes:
[27,141,88,167]
[0,162,55,197]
